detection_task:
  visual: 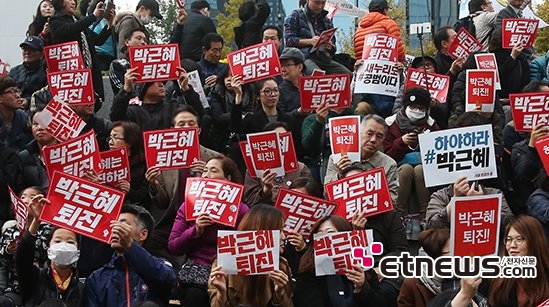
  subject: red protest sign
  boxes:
[474,53,500,90]
[175,0,186,8]
[404,68,450,103]
[465,69,496,113]
[128,44,181,83]
[311,69,326,76]
[279,132,299,173]
[44,41,84,73]
[184,177,243,227]
[227,41,281,83]
[99,147,131,188]
[246,131,284,177]
[510,92,549,131]
[325,2,339,19]
[48,69,94,105]
[217,230,280,275]
[42,171,124,244]
[502,18,539,49]
[9,186,27,232]
[34,96,86,142]
[450,194,502,257]
[325,167,393,221]
[43,130,103,179]
[448,27,482,59]
[143,127,200,170]
[313,230,371,275]
[535,135,549,174]
[275,188,339,237]
[239,141,258,178]
[0,60,10,76]
[329,115,361,164]
[537,298,549,307]
[312,28,338,51]
[361,33,399,61]
[299,74,351,111]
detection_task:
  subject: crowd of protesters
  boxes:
[1,0,549,305]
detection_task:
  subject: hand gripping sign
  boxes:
[510,92,549,131]
[450,194,502,257]
[217,230,280,275]
[184,177,243,228]
[42,171,124,244]
[227,41,282,84]
[128,44,181,83]
[275,188,339,237]
[419,124,497,187]
[143,127,201,170]
[325,167,394,221]
[314,229,374,275]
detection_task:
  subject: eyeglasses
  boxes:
[106,136,125,142]
[261,88,279,96]
[2,88,21,96]
[504,236,525,246]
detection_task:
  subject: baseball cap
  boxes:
[279,47,305,63]
[137,0,162,20]
[20,36,44,51]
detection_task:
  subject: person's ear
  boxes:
[138,228,148,243]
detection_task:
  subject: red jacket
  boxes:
[354,12,405,62]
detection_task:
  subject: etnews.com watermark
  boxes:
[352,243,537,279]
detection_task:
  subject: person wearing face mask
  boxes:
[15,194,84,306]
[384,87,439,222]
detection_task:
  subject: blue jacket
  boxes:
[86,242,176,307]
[529,50,549,82]
[284,5,336,58]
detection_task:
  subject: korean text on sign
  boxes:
[34,95,86,142]
[448,27,482,59]
[465,69,496,113]
[275,188,338,237]
[99,147,131,188]
[314,230,373,276]
[227,41,282,83]
[246,131,284,177]
[354,59,400,97]
[44,41,84,73]
[48,69,94,105]
[128,44,181,83]
[450,194,502,257]
[43,130,103,179]
[474,53,501,90]
[329,115,361,164]
[42,171,124,243]
[184,177,243,227]
[405,68,450,103]
[509,92,549,131]
[143,127,200,170]
[361,33,399,61]
[325,167,394,221]
[311,28,337,51]
[534,135,549,174]
[299,74,351,111]
[502,18,539,49]
[217,230,280,275]
[419,124,497,187]
[9,186,27,231]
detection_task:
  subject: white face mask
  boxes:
[406,107,426,121]
[48,242,80,266]
[140,15,152,25]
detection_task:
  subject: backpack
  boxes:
[453,15,476,37]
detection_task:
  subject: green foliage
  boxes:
[534,1,549,54]
[217,0,247,56]
[336,25,357,57]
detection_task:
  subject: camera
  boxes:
[409,22,432,35]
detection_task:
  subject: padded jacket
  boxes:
[354,12,405,62]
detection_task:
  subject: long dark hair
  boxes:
[111,121,144,164]
[28,0,53,36]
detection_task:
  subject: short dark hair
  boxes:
[253,77,277,97]
[191,0,210,10]
[121,204,155,240]
[123,27,148,41]
[339,163,366,178]
[238,1,257,21]
[469,0,485,13]
[523,80,549,92]
[433,26,453,50]
[171,105,200,126]
[202,33,224,50]
[0,76,17,94]
[288,177,323,198]
[262,25,283,39]
[51,0,65,12]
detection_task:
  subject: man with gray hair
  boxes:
[324,114,398,205]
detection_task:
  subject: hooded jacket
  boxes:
[354,11,405,62]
